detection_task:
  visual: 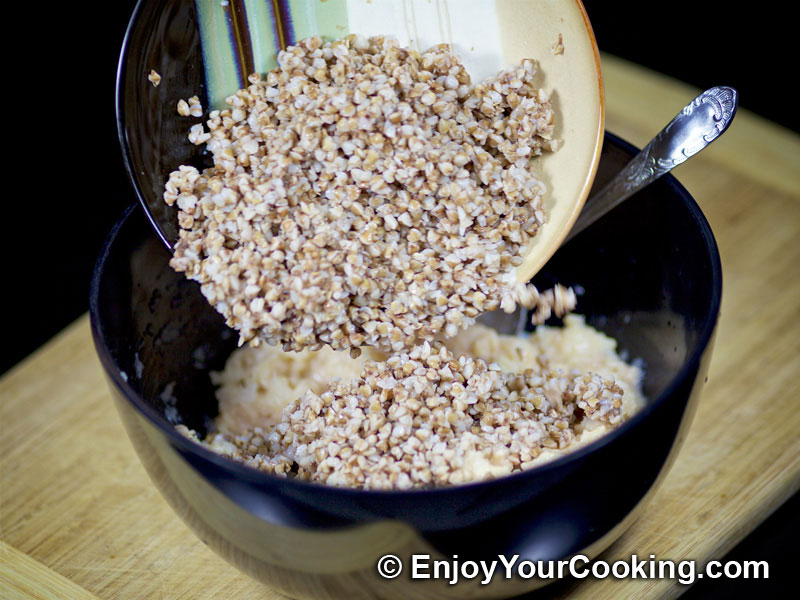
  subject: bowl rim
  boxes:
[90,131,723,500]
[115,0,173,251]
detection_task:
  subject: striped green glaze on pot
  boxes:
[196,0,522,111]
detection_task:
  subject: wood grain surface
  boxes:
[1,54,798,599]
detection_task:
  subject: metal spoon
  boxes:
[564,85,738,244]
[481,86,737,337]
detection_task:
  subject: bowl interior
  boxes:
[117,0,603,275]
[93,130,720,474]
[91,132,721,571]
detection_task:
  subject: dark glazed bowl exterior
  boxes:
[90,129,722,598]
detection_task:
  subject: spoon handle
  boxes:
[565,86,738,243]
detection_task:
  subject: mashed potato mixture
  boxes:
[179,315,643,489]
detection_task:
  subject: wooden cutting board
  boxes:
[1,54,798,600]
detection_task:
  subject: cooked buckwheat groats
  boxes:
[148,69,161,87]
[178,316,644,489]
[164,35,562,353]
[164,34,639,489]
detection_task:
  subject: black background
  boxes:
[4,1,794,595]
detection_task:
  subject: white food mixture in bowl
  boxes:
[179,315,643,489]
